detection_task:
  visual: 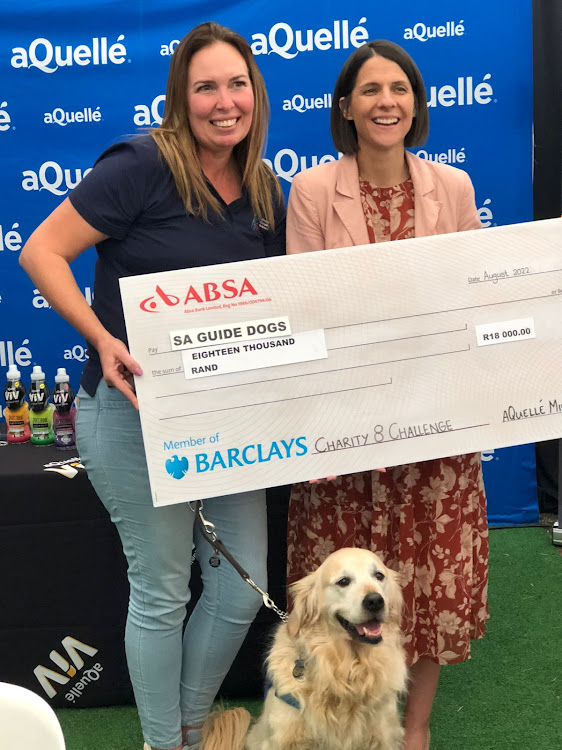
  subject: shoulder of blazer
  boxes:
[406,151,471,197]
[291,155,359,199]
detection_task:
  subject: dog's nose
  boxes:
[363,593,384,613]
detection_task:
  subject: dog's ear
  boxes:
[287,570,321,639]
[386,568,404,627]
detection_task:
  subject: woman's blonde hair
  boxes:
[151,22,281,226]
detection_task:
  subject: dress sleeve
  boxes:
[286,173,326,253]
[68,139,152,240]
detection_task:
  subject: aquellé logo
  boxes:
[263,148,342,184]
[0,101,12,131]
[133,94,165,127]
[0,222,22,252]
[404,20,465,42]
[282,93,333,113]
[22,161,92,196]
[11,35,127,73]
[427,74,494,108]
[0,338,32,368]
[251,17,368,59]
[33,636,99,700]
[44,106,102,126]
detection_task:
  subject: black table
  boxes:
[0,437,290,708]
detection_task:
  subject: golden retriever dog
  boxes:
[202,547,407,750]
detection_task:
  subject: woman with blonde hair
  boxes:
[20,22,285,750]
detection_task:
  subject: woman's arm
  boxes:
[19,198,141,407]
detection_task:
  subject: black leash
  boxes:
[190,499,289,623]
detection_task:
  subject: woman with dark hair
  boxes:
[20,22,285,750]
[286,40,488,750]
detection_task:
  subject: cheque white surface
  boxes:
[120,218,562,506]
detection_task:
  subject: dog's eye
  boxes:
[336,577,351,587]
[374,571,385,581]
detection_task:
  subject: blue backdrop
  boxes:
[0,0,537,523]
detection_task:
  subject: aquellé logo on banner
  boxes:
[0,101,12,131]
[263,148,342,183]
[282,93,333,113]
[33,635,102,702]
[44,106,102,126]
[0,339,32,368]
[160,39,180,56]
[478,198,494,227]
[133,94,165,127]
[404,20,465,42]
[427,74,494,108]
[251,17,369,58]
[0,222,22,252]
[414,147,467,165]
[22,161,92,196]
[11,35,127,73]
[33,286,93,309]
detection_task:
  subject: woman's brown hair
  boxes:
[331,40,429,154]
[151,22,281,225]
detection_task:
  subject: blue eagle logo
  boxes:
[165,455,189,480]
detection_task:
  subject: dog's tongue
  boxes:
[356,620,382,637]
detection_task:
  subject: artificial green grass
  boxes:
[56,527,562,749]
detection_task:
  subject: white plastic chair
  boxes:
[0,681,66,749]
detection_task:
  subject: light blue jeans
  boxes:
[76,381,267,749]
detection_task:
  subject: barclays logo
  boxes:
[165,455,189,479]
[166,437,308,478]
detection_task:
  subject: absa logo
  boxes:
[139,279,258,313]
[140,285,180,313]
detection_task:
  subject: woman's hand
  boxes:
[309,476,338,485]
[97,333,142,409]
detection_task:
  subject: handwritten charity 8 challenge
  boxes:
[119,219,562,506]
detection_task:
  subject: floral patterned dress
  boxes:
[287,178,489,666]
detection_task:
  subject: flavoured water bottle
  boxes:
[52,368,76,450]
[3,364,31,443]
[29,365,55,445]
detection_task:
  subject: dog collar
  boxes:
[265,679,301,711]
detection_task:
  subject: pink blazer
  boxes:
[286,151,481,253]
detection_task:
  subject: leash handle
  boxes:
[191,500,289,623]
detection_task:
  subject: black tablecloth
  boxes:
[0,437,290,708]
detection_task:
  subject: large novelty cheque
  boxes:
[120,218,562,506]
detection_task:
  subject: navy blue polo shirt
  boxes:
[69,135,286,395]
